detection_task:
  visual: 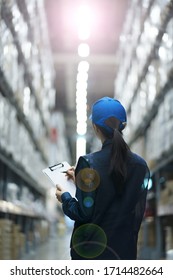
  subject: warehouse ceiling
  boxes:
[45,0,129,162]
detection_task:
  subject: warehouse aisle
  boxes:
[23,228,72,260]
[1,0,173,262]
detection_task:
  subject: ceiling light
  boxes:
[78,43,90,57]
[76,94,87,104]
[76,113,87,123]
[77,72,88,82]
[76,81,88,91]
[78,61,90,72]
[77,122,87,136]
[76,5,91,25]
[76,4,92,40]
[78,26,90,40]
[76,89,87,98]
[76,136,86,161]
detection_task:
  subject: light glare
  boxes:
[77,122,87,136]
[78,61,90,72]
[78,25,90,40]
[78,43,90,57]
[76,81,88,91]
[76,5,92,39]
[77,72,88,82]
[76,136,86,161]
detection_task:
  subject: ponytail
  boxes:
[110,129,129,183]
[102,117,130,193]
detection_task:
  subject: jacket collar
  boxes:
[102,138,113,149]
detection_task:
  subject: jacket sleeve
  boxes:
[61,156,96,223]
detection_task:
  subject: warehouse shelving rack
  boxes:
[114,0,173,259]
[0,0,55,259]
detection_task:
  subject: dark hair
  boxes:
[97,117,130,194]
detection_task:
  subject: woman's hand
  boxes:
[65,166,75,183]
[55,185,66,203]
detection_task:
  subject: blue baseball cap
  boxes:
[90,96,127,132]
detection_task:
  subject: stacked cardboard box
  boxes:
[11,224,21,260]
[147,219,156,248]
[0,219,26,260]
[37,220,49,243]
[19,232,26,258]
[159,180,173,206]
[165,226,173,252]
[0,219,13,259]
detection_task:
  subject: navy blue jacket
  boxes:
[61,139,150,260]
